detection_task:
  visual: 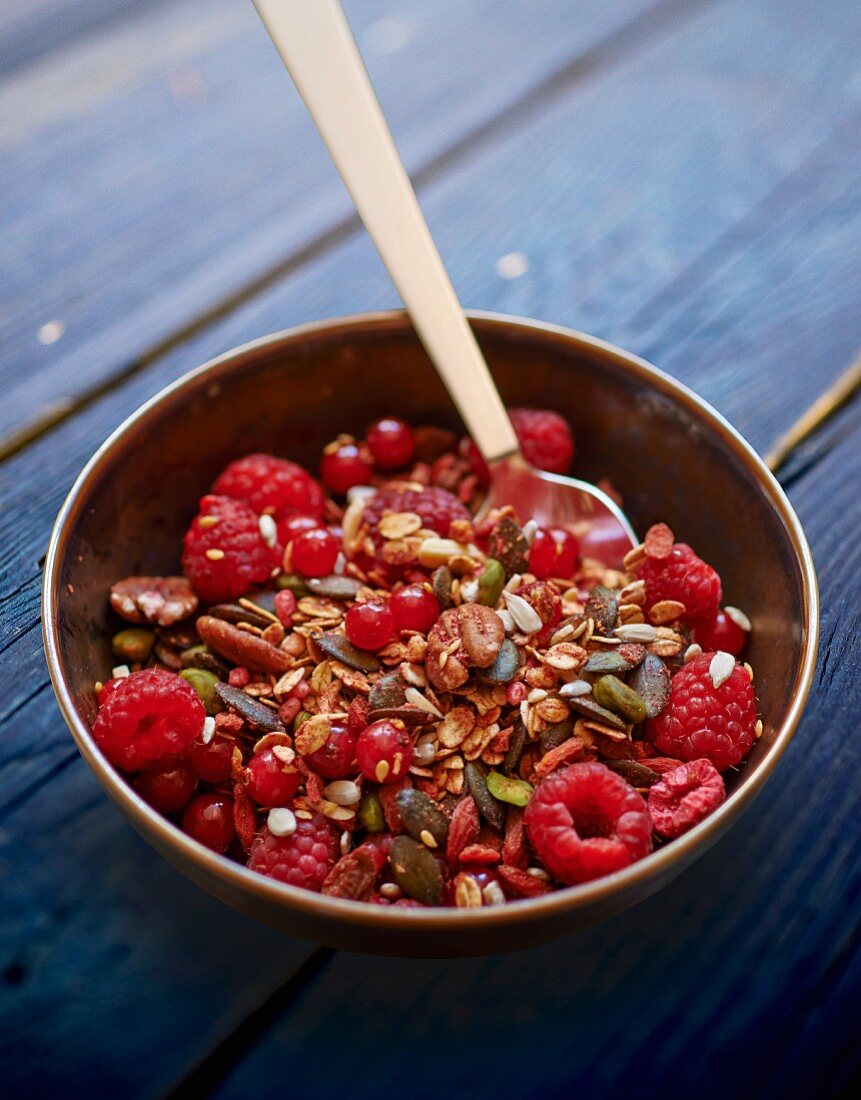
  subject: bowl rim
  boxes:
[42,309,819,933]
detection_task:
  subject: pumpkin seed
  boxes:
[477,558,505,607]
[369,670,408,710]
[487,516,529,578]
[502,719,526,776]
[215,682,286,732]
[593,675,647,724]
[431,565,454,609]
[389,836,443,906]
[480,638,521,683]
[606,759,661,787]
[276,573,310,598]
[307,575,362,601]
[566,695,628,730]
[585,586,618,635]
[369,705,436,726]
[179,668,224,715]
[397,789,450,846]
[209,603,273,630]
[583,647,643,675]
[539,719,574,753]
[486,770,533,807]
[111,627,154,663]
[316,633,382,672]
[359,792,385,833]
[465,761,506,830]
[629,653,671,718]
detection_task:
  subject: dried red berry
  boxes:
[524,762,652,885]
[93,669,205,772]
[648,758,726,838]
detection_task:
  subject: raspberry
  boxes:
[247,815,339,891]
[648,758,726,838]
[363,485,469,539]
[213,453,323,518]
[508,407,574,474]
[646,653,757,771]
[524,762,652,885]
[182,494,279,603]
[636,541,721,619]
[93,669,205,772]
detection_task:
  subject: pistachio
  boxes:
[486,770,533,807]
[397,789,450,847]
[592,675,647,724]
[359,792,385,833]
[276,573,310,597]
[179,668,224,715]
[389,836,443,906]
[629,653,671,718]
[307,574,362,601]
[477,558,505,607]
[293,709,313,731]
[316,633,382,672]
[111,627,154,663]
[585,585,618,635]
[465,761,506,830]
[214,682,286,732]
[480,638,521,683]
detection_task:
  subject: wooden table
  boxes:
[1,1,859,1094]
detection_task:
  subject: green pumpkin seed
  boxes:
[585,585,618,635]
[465,761,506,830]
[397,789,450,846]
[502,719,526,776]
[179,667,224,714]
[214,682,285,732]
[583,648,643,675]
[431,565,454,609]
[477,558,505,607]
[486,770,533,807]
[629,653,671,718]
[111,627,154,663]
[566,695,628,730]
[539,719,574,754]
[316,633,382,673]
[606,759,661,787]
[593,675,647,724]
[481,638,520,683]
[307,575,362,601]
[276,573,310,597]
[389,836,443,905]
[369,670,408,710]
[209,603,273,630]
[359,792,385,833]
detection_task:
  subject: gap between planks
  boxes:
[0,0,716,464]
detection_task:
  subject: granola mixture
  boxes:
[92,412,760,907]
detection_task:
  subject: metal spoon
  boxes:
[253,0,637,566]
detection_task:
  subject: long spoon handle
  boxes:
[253,0,519,462]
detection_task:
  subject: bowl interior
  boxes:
[46,313,813,952]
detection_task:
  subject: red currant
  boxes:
[529,527,580,579]
[321,438,374,495]
[693,609,748,656]
[245,748,301,806]
[390,584,441,633]
[134,759,197,813]
[304,719,358,778]
[277,513,323,546]
[356,719,413,784]
[366,417,415,471]
[345,599,396,651]
[189,732,238,784]
[182,792,236,852]
[291,528,339,577]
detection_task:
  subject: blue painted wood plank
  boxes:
[0,0,665,445]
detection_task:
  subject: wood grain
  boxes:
[0,0,670,447]
[0,0,859,1093]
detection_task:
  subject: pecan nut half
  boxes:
[110,576,198,626]
[426,604,505,691]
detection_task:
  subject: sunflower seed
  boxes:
[503,591,543,634]
[307,575,362,601]
[560,680,592,698]
[613,623,657,643]
[724,606,752,632]
[267,808,297,836]
[709,650,735,689]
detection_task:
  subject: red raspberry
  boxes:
[213,453,323,518]
[247,815,339,891]
[648,758,726,838]
[646,653,757,771]
[363,485,470,539]
[524,762,652,885]
[182,494,279,603]
[509,408,574,474]
[636,542,721,619]
[93,669,205,772]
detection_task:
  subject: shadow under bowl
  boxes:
[43,310,818,957]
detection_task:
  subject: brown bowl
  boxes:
[43,311,818,957]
